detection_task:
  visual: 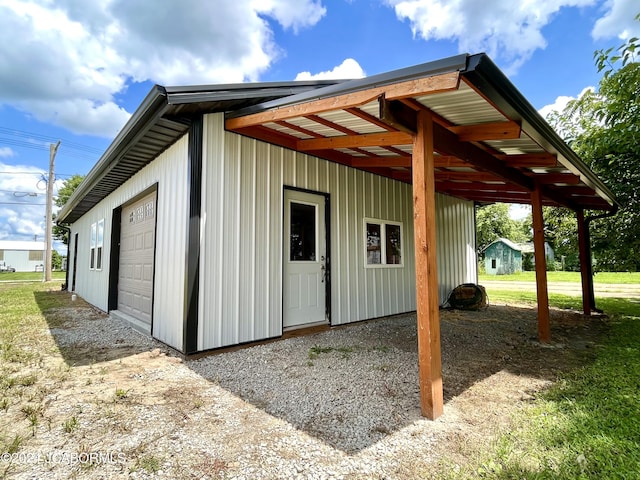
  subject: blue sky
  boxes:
[0,0,638,255]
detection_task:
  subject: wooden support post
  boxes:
[531,187,550,342]
[576,209,591,315]
[412,109,444,419]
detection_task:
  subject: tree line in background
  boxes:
[479,16,639,272]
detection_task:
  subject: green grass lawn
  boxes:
[458,289,640,479]
[479,271,640,284]
[0,271,66,282]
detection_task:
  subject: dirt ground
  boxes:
[1,292,611,479]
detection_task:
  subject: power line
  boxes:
[0,127,103,153]
[0,127,104,161]
[0,171,80,175]
[0,189,42,195]
[0,202,47,206]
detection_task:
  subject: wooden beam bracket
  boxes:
[379,95,417,134]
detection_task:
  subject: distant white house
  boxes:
[0,241,45,272]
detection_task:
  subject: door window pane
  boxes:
[290,202,316,261]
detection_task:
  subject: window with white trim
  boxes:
[90,219,104,270]
[365,219,403,267]
[90,223,97,269]
[96,219,104,270]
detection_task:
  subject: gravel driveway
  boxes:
[4,295,606,479]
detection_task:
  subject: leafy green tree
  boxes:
[51,250,63,270]
[53,174,84,245]
[541,207,580,271]
[476,203,529,252]
[547,18,639,271]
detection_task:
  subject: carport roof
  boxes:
[57,53,617,224]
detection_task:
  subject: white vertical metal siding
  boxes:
[199,114,477,350]
[435,193,478,303]
[68,135,189,350]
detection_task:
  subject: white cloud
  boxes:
[593,0,640,40]
[0,162,66,246]
[0,162,46,242]
[253,0,326,34]
[0,147,15,158]
[538,86,594,119]
[295,58,366,80]
[385,0,595,73]
[539,95,576,120]
[0,0,326,137]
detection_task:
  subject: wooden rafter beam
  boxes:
[443,190,530,200]
[449,191,558,205]
[297,131,412,151]
[448,121,521,142]
[532,173,582,184]
[392,170,412,182]
[378,98,579,208]
[345,107,395,131]
[304,149,354,167]
[432,122,535,188]
[357,166,394,177]
[306,114,357,135]
[351,156,412,168]
[225,71,460,130]
[378,99,534,187]
[274,120,322,138]
[435,181,523,193]
[435,171,500,182]
[232,125,298,151]
[433,156,470,168]
[547,185,596,196]
[496,153,558,168]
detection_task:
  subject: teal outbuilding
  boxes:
[483,238,522,275]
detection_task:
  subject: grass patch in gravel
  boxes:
[458,291,640,479]
[308,345,355,360]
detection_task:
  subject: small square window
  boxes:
[365,219,403,267]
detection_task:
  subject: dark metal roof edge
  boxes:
[463,54,618,211]
[57,85,170,223]
[226,54,470,118]
[165,83,347,106]
[164,79,345,95]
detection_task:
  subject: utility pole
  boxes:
[45,141,61,282]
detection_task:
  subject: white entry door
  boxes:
[283,189,327,328]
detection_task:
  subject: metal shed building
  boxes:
[57,53,617,419]
[0,240,45,272]
[483,238,523,275]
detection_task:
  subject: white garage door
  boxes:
[118,191,156,327]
